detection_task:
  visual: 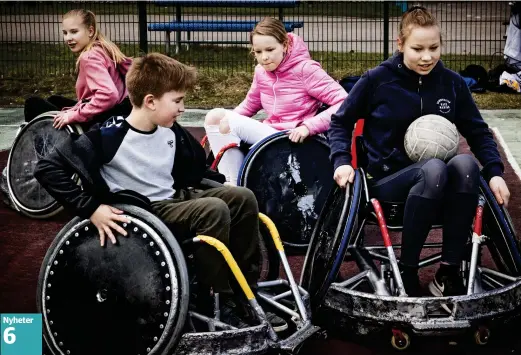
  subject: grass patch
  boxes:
[1,43,519,109]
[2,43,505,77]
[472,92,521,110]
[3,73,519,110]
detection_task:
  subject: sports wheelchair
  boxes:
[37,189,319,355]
[202,131,334,252]
[300,121,521,350]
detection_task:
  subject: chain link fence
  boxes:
[0,1,513,80]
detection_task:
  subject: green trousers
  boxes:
[152,186,260,294]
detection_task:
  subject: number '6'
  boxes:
[3,327,16,344]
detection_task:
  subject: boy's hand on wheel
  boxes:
[90,205,131,246]
[334,165,355,188]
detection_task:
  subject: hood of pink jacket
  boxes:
[234,33,347,135]
[275,33,311,74]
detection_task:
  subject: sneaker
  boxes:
[428,265,465,297]
[428,264,465,313]
[265,312,288,333]
[400,264,422,297]
[220,298,250,329]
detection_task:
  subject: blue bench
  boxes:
[148,21,303,33]
[152,0,299,8]
[148,0,302,53]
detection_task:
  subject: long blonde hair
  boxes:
[63,9,128,71]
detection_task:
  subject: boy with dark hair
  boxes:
[35,53,286,330]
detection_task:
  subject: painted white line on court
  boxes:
[0,125,22,127]
[492,127,521,182]
[185,109,212,114]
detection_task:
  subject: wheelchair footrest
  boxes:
[277,322,321,353]
[324,277,521,337]
[177,323,270,355]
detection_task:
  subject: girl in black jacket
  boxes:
[328,6,510,298]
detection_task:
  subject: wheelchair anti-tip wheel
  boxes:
[474,326,491,346]
[37,204,190,355]
[391,329,411,351]
[6,111,83,218]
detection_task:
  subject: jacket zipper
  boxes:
[272,73,279,116]
[418,76,423,115]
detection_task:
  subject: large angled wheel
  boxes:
[37,204,190,355]
[6,111,83,218]
[479,176,521,275]
[300,169,363,309]
[238,131,334,251]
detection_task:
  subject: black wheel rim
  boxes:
[38,206,189,355]
[7,114,79,216]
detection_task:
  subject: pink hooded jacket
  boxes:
[65,44,131,123]
[234,33,347,135]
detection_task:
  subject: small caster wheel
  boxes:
[316,329,328,340]
[391,329,410,351]
[474,326,490,345]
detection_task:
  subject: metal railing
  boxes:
[0,1,513,80]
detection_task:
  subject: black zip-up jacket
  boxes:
[34,120,224,219]
[328,52,504,181]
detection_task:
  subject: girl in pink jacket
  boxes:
[204,17,347,185]
[24,9,132,129]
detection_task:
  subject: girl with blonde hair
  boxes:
[329,6,510,299]
[25,9,132,128]
[204,17,347,185]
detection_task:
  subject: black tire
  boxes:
[6,111,82,218]
[37,204,190,355]
[300,170,363,309]
[479,176,521,275]
[258,220,281,281]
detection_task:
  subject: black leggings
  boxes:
[369,155,480,267]
[24,95,132,129]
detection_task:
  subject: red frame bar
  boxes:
[370,198,393,248]
[210,143,239,170]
